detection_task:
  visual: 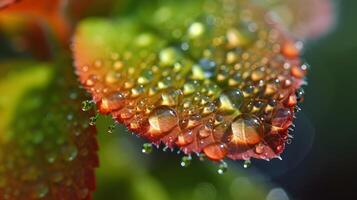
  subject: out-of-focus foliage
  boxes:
[0,61,98,199]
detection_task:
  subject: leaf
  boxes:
[73,0,308,161]
[0,61,98,199]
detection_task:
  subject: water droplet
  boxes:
[159,47,179,66]
[149,106,178,133]
[181,155,192,167]
[228,115,263,146]
[198,125,212,139]
[281,41,299,58]
[203,143,228,161]
[243,160,251,168]
[176,131,194,146]
[198,153,206,161]
[63,145,78,162]
[66,113,74,121]
[46,153,57,164]
[81,100,94,111]
[35,184,48,199]
[142,143,153,154]
[227,28,249,48]
[217,89,244,112]
[160,90,181,106]
[188,22,205,38]
[89,113,99,126]
[217,161,228,174]
[107,124,116,134]
[137,69,153,84]
[295,88,304,102]
[94,59,103,68]
[99,92,125,113]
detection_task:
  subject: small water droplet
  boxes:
[159,47,179,66]
[82,100,94,111]
[142,143,153,154]
[188,22,205,38]
[217,161,228,174]
[243,160,251,168]
[46,153,57,164]
[295,88,304,102]
[198,153,206,161]
[107,124,116,134]
[63,145,78,162]
[34,184,48,199]
[181,155,192,167]
[176,131,194,146]
[89,113,99,126]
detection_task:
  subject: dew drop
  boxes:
[243,160,251,168]
[176,131,194,146]
[188,22,205,38]
[281,41,299,58]
[89,113,99,126]
[180,155,192,167]
[295,88,304,102]
[107,124,116,134]
[217,161,228,174]
[198,153,206,161]
[198,125,212,139]
[99,92,125,113]
[34,184,49,199]
[228,115,263,146]
[149,106,178,133]
[203,143,228,161]
[142,143,153,154]
[81,100,94,112]
[63,145,78,162]
[159,47,179,66]
[217,89,244,112]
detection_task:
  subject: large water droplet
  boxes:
[228,115,263,146]
[149,106,178,133]
[188,22,205,38]
[217,89,244,112]
[203,143,228,161]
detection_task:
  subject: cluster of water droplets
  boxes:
[76,0,307,173]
